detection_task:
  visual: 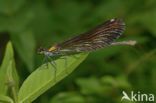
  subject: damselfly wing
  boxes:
[38,18,125,57]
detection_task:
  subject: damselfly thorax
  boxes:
[38,18,130,58]
[38,45,60,57]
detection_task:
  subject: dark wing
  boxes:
[57,18,125,53]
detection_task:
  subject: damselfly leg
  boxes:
[46,56,57,81]
[40,54,57,81]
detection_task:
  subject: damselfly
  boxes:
[38,18,136,56]
[38,18,136,77]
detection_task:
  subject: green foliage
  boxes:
[0,0,156,103]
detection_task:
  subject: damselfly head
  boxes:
[38,47,47,54]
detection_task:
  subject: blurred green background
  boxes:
[0,0,156,103]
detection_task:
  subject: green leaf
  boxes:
[10,31,36,72]
[0,41,19,96]
[0,95,14,103]
[18,53,88,103]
